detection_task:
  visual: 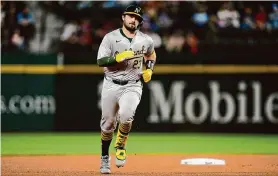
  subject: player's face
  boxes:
[122,14,140,32]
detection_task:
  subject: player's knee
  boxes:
[118,107,135,123]
[100,118,116,133]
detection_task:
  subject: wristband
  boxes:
[145,60,155,71]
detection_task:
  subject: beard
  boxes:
[123,21,137,33]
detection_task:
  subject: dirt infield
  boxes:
[2,154,278,176]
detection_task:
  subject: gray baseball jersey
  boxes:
[97,28,154,81]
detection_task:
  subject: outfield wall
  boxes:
[1,52,278,133]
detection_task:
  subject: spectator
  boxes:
[60,19,80,57]
[217,3,232,28]
[77,1,92,10]
[144,1,159,19]
[165,1,180,15]
[17,7,34,27]
[217,2,240,29]
[185,31,198,54]
[102,1,118,9]
[3,1,278,53]
[149,18,160,32]
[142,13,159,32]
[142,2,160,32]
[79,18,93,50]
[60,19,93,62]
[269,3,278,29]
[93,18,117,49]
[192,4,209,40]
[192,6,208,27]
[11,28,25,50]
[164,29,185,53]
[241,8,256,30]
[17,6,35,49]
[142,14,151,30]
[255,5,267,30]
[157,10,173,29]
[60,20,79,44]
[95,20,116,41]
[116,0,133,7]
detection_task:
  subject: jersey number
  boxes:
[133,59,142,69]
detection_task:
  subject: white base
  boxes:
[181,158,226,165]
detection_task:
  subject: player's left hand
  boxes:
[142,69,153,83]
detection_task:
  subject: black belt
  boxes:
[105,76,140,85]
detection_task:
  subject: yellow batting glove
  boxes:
[115,50,134,63]
[142,69,153,83]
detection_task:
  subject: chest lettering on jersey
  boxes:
[134,45,145,56]
[114,45,145,57]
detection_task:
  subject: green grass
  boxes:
[1,132,278,155]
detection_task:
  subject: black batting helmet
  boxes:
[123,5,143,23]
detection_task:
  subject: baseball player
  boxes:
[97,5,156,174]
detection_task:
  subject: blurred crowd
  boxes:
[1,1,278,54]
[1,1,35,51]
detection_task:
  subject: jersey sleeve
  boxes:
[97,34,112,60]
[146,36,155,56]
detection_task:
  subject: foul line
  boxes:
[1,64,278,74]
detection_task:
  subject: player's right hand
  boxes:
[115,50,134,63]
